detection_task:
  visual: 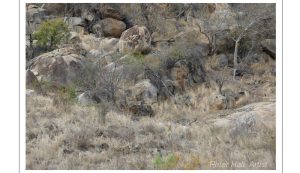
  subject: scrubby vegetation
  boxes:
[26,3,276,170]
[33,18,70,50]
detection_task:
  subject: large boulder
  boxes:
[212,102,275,137]
[82,8,96,22]
[26,4,48,35]
[26,69,40,89]
[93,18,126,38]
[65,17,85,33]
[66,17,85,27]
[28,47,83,85]
[80,35,119,55]
[118,25,152,54]
[99,38,120,54]
[77,91,98,106]
[261,39,276,59]
[127,79,158,104]
[100,7,125,20]
[210,102,276,169]
[43,4,70,17]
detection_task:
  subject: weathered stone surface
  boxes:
[80,35,119,55]
[118,25,151,53]
[82,9,96,22]
[128,79,158,104]
[26,4,47,34]
[85,49,101,59]
[100,7,125,20]
[26,69,40,89]
[28,47,83,85]
[66,17,85,27]
[211,102,275,137]
[65,17,85,33]
[261,39,276,59]
[77,92,97,106]
[93,18,126,38]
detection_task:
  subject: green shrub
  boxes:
[50,84,76,112]
[33,18,70,50]
[117,52,145,82]
[153,154,180,169]
[131,52,145,61]
[65,85,77,102]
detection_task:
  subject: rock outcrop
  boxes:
[26,69,40,89]
[26,5,47,34]
[100,7,125,21]
[65,17,85,33]
[261,39,276,59]
[212,102,275,137]
[93,18,126,38]
[127,79,158,104]
[77,91,98,106]
[28,47,83,85]
[118,25,151,54]
[80,35,119,55]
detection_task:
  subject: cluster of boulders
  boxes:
[26,3,276,118]
[27,47,84,85]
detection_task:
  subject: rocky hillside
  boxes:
[26,3,276,170]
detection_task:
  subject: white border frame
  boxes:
[20,1,283,173]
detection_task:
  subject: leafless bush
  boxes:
[229,4,275,79]
[68,128,93,151]
[96,64,123,105]
[192,7,233,56]
[76,60,124,105]
[208,68,232,94]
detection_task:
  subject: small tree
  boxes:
[97,64,123,105]
[33,18,70,50]
[208,68,231,94]
[229,4,275,79]
[191,4,234,56]
[75,60,123,106]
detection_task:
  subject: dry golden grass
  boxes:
[26,52,276,170]
[26,76,276,170]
